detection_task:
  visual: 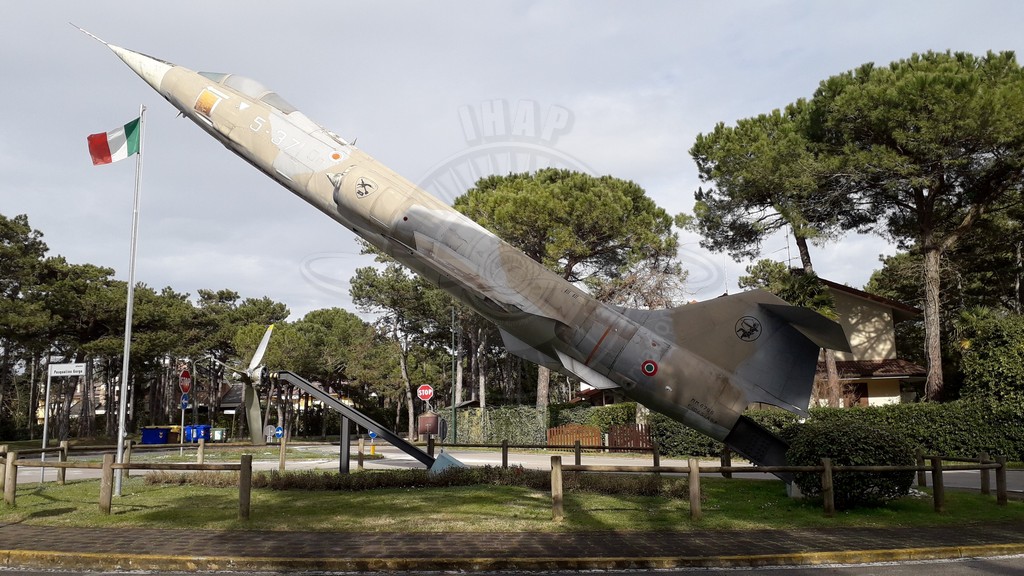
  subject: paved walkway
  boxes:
[2,521,1024,571]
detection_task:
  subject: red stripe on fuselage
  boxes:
[584,325,613,366]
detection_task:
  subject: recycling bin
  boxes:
[167,425,181,443]
[140,426,169,444]
[210,427,226,442]
[185,424,211,442]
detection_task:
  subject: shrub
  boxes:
[550,402,638,432]
[649,408,799,458]
[148,464,688,498]
[648,411,722,457]
[786,420,915,509]
[807,401,1024,461]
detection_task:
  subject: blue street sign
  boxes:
[368,431,377,440]
[180,393,189,410]
[274,426,284,439]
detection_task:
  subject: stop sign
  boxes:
[179,369,192,394]
[416,384,434,401]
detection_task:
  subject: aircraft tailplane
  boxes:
[623,289,850,416]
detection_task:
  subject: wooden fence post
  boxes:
[58,441,68,485]
[916,448,927,487]
[0,445,7,493]
[4,451,18,507]
[98,454,114,514]
[574,440,582,466]
[720,447,732,479]
[124,440,132,479]
[550,456,563,521]
[427,437,435,458]
[239,454,252,520]
[502,440,509,469]
[930,456,945,513]
[278,435,287,473]
[996,455,1008,506]
[357,437,365,470]
[979,452,991,496]
[688,458,702,521]
[197,438,206,465]
[821,457,835,517]
[652,442,660,468]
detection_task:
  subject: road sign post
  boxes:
[42,363,87,483]
[179,392,188,456]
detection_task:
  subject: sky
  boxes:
[3,1,1023,321]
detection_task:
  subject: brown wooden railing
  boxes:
[1,443,253,519]
[548,454,1011,521]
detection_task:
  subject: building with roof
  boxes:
[817,279,926,406]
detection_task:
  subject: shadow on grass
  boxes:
[29,507,76,519]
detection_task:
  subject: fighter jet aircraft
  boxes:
[84,31,849,468]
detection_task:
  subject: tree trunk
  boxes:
[28,353,36,440]
[477,331,488,409]
[922,246,945,400]
[794,233,814,274]
[398,336,416,441]
[823,349,841,408]
[535,366,550,410]
[58,377,75,441]
[77,359,94,437]
[794,230,841,405]
[1015,241,1022,315]
[0,343,8,430]
[105,359,116,437]
[454,326,464,406]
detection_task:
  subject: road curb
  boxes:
[4,543,1024,572]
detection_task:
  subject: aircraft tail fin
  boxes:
[623,289,849,416]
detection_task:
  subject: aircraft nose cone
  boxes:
[107,44,173,92]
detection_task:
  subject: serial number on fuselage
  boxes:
[687,397,716,424]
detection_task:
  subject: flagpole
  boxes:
[114,104,146,497]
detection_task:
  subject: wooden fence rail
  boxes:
[434,441,660,467]
[550,455,1011,522]
[2,450,253,520]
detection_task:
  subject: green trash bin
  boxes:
[211,427,226,442]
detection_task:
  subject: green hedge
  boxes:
[806,401,1024,461]
[649,408,800,458]
[453,400,1024,461]
[454,403,640,444]
[649,400,1024,461]
[455,406,548,444]
[549,402,637,431]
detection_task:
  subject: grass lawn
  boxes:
[1,474,1021,533]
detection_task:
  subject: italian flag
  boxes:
[87,118,141,165]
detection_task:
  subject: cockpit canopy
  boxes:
[198,72,297,114]
[197,71,350,147]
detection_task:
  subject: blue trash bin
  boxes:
[184,424,212,442]
[141,427,168,444]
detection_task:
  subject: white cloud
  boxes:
[3,0,1022,321]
